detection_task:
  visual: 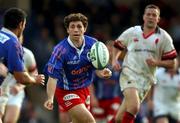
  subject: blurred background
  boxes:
[0,0,180,123]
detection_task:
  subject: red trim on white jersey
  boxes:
[114,40,126,50]
[142,30,155,39]
[162,49,177,60]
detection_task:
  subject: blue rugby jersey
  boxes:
[0,28,24,74]
[44,35,97,90]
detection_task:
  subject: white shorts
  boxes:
[120,67,152,101]
[7,90,25,107]
[0,86,25,114]
[153,86,180,121]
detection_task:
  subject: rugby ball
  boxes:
[90,41,109,69]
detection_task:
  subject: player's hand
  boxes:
[146,58,158,67]
[44,99,53,110]
[34,74,45,85]
[97,68,112,79]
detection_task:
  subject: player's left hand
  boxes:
[146,58,158,67]
[96,68,112,79]
[44,99,54,110]
[34,74,45,85]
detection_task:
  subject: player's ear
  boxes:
[18,21,25,29]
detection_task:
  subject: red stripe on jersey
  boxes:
[114,40,126,50]
[142,31,155,39]
[162,49,177,60]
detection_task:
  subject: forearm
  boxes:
[112,47,121,62]
[47,77,57,100]
[156,59,176,68]
[13,71,36,85]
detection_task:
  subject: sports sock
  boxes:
[122,111,135,123]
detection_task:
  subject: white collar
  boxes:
[67,36,85,55]
[67,36,85,50]
[1,27,18,41]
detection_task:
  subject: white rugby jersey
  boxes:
[23,47,36,73]
[115,26,177,83]
[154,67,180,105]
[2,47,36,87]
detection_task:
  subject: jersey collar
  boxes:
[67,36,85,55]
[1,27,18,41]
[141,25,160,34]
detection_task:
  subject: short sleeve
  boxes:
[161,31,177,60]
[7,41,24,72]
[44,45,65,79]
[116,27,135,47]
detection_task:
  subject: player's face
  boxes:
[67,21,86,42]
[143,8,160,29]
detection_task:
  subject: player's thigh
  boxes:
[123,87,140,113]
[68,104,95,123]
[4,105,21,123]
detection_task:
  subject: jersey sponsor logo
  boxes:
[71,65,91,75]
[63,94,80,101]
[134,49,155,54]
[0,33,10,44]
[67,55,80,65]
[67,60,80,65]
[64,101,72,107]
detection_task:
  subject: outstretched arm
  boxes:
[44,77,57,110]
[13,71,45,85]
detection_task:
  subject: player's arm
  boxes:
[146,57,177,69]
[112,40,126,70]
[0,63,8,77]
[44,77,57,110]
[13,71,45,85]
[156,59,176,68]
[12,64,38,94]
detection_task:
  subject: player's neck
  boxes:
[143,26,156,35]
[72,39,83,48]
[10,29,19,38]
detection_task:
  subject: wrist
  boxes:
[48,96,54,101]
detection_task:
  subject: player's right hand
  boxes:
[44,99,53,110]
[34,74,45,85]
